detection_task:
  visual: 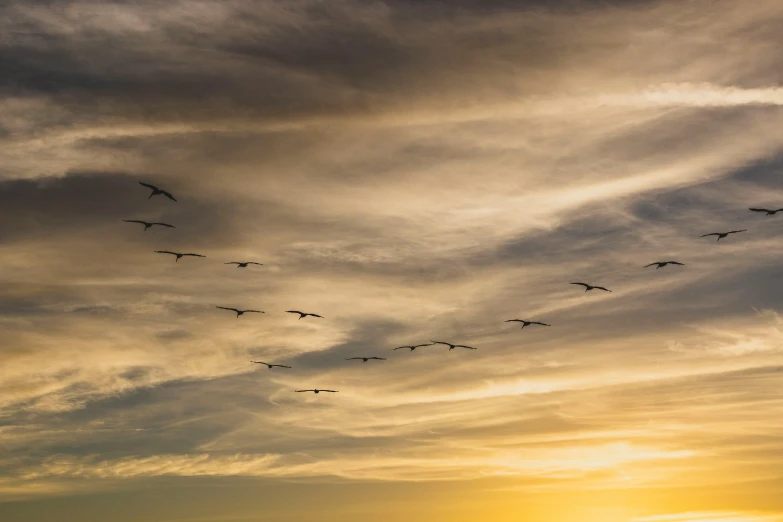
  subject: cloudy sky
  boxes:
[1,0,783,521]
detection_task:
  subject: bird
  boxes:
[392,343,433,351]
[700,230,747,241]
[225,261,264,268]
[504,319,551,329]
[345,357,386,363]
[216,306,263,317]
[749,208,783,216]
[286,311,323,319]
[139,182,177,202]
[570,282,612,292]
[123,219,175,231]
[644,261,685,269]
[296,389,338,394]
[430,341,477,350]
[154,251,206,262]
[251,361,291,369]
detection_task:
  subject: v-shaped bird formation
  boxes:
[120,179,775,396]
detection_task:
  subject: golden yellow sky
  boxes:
[1,0,783,521]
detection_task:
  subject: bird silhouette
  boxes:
[251,361,291,369]
[505,319,551,329]
[154,251,206,262]
[286,311,323,319]
[749,208,783,216]
[345,357,386,363]
[139,182,177,202]
[123,220,175,231]
[225,261,264,268]
[431,341,477,350]
[216,306,263,317]
[700,230,747,241]
[392,343,434,351]
[296,389,338,394]
[570,282,612,292]
[644,261,685,269]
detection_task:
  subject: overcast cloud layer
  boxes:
[1,1,782,521]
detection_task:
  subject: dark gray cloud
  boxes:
[0,0,668,130]
[0,172,234,243]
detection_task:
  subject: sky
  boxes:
[1,0,783,521]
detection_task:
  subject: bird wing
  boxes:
[414,343,433,348]
[225,262,241,265]
[183,253,205,257]
[643,263,658,267]
[369,357,386,360]
[505,319,524,323]
[430,341,451,346]
[570,282,589,287]
[531,322,551,326]
[776,208,783,212]
[321,390,338,392]
[307,313,323,318]
[594,286,612,292]
[286,310,303,315]
[273,365,292,368]
[700,233,720,237]
[728,230,747,234]
[155,250,178,255]
[152,222,175,228]
[247,262,264,265]
[139,182,158,190]
[295,390,314,392]
[217,306,239,312]
[667,261,685,265]
[123,220,146,225]
[250,361,269,365]
[244,310,263,313]
[392,346,409,350]
[749,208,769,212]
[161,190,177,202]
[455,345,477,350]
[346,357,361,360]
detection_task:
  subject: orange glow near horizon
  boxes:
[1,0,783,521]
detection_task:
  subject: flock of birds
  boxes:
[128,181,780,394]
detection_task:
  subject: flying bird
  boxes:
[216,306,263,317]
[139,182,177,202]
[644,261,685,269]
[392,343,433,351]
[225,262,264,268]
[504,319,551,329]
[570,282,612,292]
[251,361,291,369]
[345,357,386,363]
[295,389,338,394]
[700,230,747,241]
[154,251,205,262]
[123,220,175,231]
[286,311,323,319]
[749,208,783,216]
[431,341,477,350]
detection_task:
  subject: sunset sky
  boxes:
[1,1,783,521]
